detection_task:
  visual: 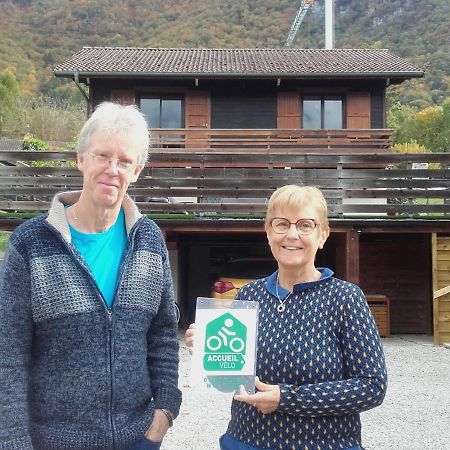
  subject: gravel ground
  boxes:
[162,334,450,450]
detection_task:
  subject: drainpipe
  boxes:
[73,72,89,113]
[325,0,334,49]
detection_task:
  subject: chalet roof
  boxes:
[54,47,423,81]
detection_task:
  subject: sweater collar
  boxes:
[46,190,143,243]
[266,267,334,299]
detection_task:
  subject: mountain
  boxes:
[0,0,449,107]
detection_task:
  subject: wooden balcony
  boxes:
[149,128,393,154]
[0,148,449,222]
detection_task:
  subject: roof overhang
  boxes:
[54,70,423,84]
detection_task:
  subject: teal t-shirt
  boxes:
[69,209,127,309]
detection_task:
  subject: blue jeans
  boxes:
[220,433,361,450]
[126,437,162,450]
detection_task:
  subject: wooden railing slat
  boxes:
[0,147,449,218]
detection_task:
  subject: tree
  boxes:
[387,101,415,144]
[388,98,450,152]
[440,98,450,152]
[0,70,19,133]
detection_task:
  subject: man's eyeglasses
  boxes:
[270,218,318,235]
[86,152,139,174]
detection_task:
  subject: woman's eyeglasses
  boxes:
[86,152,139,174]
[270,217,318,235]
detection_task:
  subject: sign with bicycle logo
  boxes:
[204,313,246,371]
[191,297,258,394]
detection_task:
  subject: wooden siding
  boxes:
[110,89,135,105]
[211,95,277,129]
[370,90,385,129]
[360,234,431,334]
[277,92,301,128]
[432,235,450,345]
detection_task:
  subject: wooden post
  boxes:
[346,229,360,284]
[432,233,439,345]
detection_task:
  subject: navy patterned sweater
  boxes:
[227,270,387,450]
[0,192,181,450]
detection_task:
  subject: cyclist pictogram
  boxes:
[203,313,247,371]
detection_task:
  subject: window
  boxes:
[302,96,343,129]
[140,97,183,128]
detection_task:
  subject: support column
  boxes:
[333,229,360,283]
[345,229,360,284]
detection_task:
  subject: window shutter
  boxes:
[346,92,370,129]
[277,92,300,128]
[185,91,211,128]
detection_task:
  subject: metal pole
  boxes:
[325,0,334,49]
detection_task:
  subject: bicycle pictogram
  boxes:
[203,313,247,372]
[205,318,245,353]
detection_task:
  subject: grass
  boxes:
[0,232,11,253]
[0,211,42,219]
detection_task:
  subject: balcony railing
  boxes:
[0,149,448,220]
[148,128,393,153]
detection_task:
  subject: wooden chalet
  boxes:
[2,47,450,342]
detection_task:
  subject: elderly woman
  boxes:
[0,102,181,450]
[186,185,387,450]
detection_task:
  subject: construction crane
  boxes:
[285,0,316,47]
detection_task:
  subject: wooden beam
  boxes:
[346,229,360,284]
[432,233,439,345]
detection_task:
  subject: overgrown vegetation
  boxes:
[0,88,85,142]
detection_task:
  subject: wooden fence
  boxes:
[0,149,449,217]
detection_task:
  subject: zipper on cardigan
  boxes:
[107,308,116,450]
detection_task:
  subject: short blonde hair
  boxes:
[265,185,330,237]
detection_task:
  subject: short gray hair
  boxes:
[76,102,150,166]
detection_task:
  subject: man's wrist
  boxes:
[159,408,174,427]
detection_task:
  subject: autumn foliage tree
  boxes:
[0,70,20,132]
[388,98,450,152]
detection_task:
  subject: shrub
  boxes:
[21,136,49,152]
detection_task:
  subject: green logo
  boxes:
[203,313,247,372]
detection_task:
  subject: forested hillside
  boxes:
[0,0,449,106]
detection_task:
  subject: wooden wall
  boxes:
[88,78,386,130]
[432,235,450,344]
[359,234,432,334]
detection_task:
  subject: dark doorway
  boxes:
[359,234,432,334]
[177,232,337,327]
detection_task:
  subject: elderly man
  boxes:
[0,102,181,450]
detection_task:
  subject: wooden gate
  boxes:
[432,234,450,345]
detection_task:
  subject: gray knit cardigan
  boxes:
[0,192,182,450]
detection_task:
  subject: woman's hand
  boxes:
[185,323,195,354]
[233,376,281,415]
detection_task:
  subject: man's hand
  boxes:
[233,376,281,415]
[185,323,195,354]
[144,409,171,442]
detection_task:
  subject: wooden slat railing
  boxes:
[148,128,393,153]
[0,150,449,217]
